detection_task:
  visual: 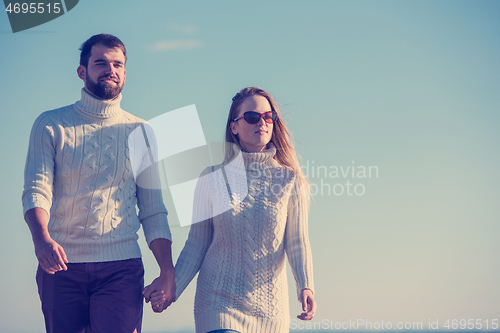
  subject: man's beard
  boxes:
[86,72,123,100]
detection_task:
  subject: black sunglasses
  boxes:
[233,111,278,124]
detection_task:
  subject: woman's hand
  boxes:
[297,288,316,320]
[143,287,168,312]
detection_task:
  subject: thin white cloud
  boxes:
[168,22,198,35]
[147,39,204,52]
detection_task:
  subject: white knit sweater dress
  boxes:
[174,145,314,333]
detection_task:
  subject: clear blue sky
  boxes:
[1,1,499,332]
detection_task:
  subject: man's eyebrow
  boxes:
[93,58,124,65]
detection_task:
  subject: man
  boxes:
[22,34,174,333]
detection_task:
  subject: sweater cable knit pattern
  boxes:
[22,89,171,263]
[174,144,314,333]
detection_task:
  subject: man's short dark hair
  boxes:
[79,34,127,68]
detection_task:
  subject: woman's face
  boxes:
[230,94,274,153]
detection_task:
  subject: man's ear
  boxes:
[77,65,86,81]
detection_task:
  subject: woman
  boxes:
[146,87,316,333]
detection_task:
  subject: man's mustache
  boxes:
[98,75,119,82]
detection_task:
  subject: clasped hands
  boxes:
[143,268,176,313]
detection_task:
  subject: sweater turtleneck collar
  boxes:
[227,143,280,171]
[74,88,123,118]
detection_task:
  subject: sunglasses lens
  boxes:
[244,112,261,124]
[263,112,276,124]
[242,111,277,124]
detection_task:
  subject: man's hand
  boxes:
[144,238,176,313]
[25,208,68,274]
[297,288,317,320]
[34,236,68,274]
[143,268,175,313]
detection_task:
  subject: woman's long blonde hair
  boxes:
[224,87,310,199]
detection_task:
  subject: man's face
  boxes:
[77,43,126,100]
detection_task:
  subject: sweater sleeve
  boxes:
[174,167,214,301]
[135,122,171,245]
[284,178,315,300]
[22,112,56,217]
[137,187,171,245]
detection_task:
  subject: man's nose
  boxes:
[104,64,116,74]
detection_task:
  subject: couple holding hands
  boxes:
[23,33,315,333]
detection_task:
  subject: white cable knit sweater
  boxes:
[22,89,171,263]
[174,145,314,333]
